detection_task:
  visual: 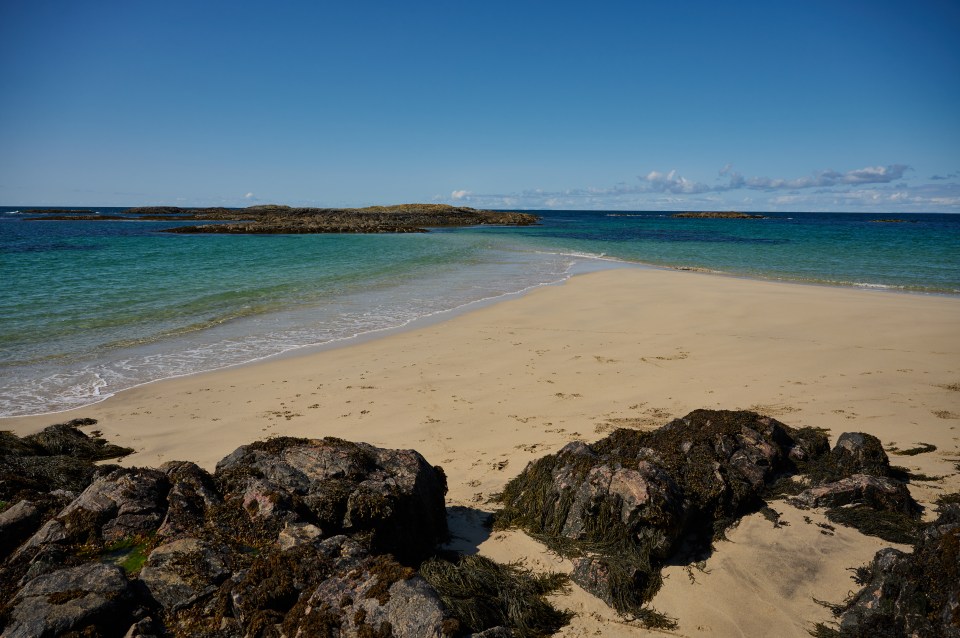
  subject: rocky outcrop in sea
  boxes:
[671,211,767,219]
[20,204,541,234]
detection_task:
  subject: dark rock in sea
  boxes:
[811,495,960,638]
[142,203,539,234]
[19,203,540,232]
[2,563,135,638]
[671,211,767,219]
[495,409,829,620]
[123,206,234,216]
[20,209,98,215]
[24,214,130,221]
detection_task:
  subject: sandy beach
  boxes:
[4,266,959,637]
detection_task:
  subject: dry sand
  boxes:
[4,266,960,637]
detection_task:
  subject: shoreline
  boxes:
[3,266,959,636]
[3,255,954,422]
[1,258,623,421]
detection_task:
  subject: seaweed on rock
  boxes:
[0,419,132,504]
[809,495,960,638]
[787,431,924,542]
[825,505,922,544]
[420,554,572,638]
[495,410,829,622]
[0,429,459,638]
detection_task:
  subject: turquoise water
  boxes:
[2,208,958,416]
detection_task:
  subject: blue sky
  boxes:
[1,1,958,212]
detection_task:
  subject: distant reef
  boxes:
[25,214,130,221]
[20,204,540,234]
[161,204,540,234]
[21,209,98,215]
[672,211,767,219]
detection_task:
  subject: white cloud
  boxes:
[638,164,911,195]
[737,164,910,190]
[642,170,714,194]
[437,162,958,212]
[244,192,256,199]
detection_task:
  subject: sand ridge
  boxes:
[4,267,959,637]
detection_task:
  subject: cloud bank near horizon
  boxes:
[646,164,910,194]
[445,164,959,212]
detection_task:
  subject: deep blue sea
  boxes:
[2,207,958,417]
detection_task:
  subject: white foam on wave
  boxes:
[852,282,897,290]
[0,247,584,418]
[534,249,614,261]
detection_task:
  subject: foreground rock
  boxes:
[496,409,830,623]
[1,426,567,637]
[812,495,960,638]
[0,419,132,560]
[495,409,925,625]
[212,437,449,563]
[785,430,923,544]
[0,429,456,637]
[3,563,136,638]
[5,410,935,635]
[790,474,917,513]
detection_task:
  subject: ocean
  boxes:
[2,208,958,417]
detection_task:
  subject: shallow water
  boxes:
[2,208,957,416]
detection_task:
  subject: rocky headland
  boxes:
[20,204,540,234]
[671,211,767,219]
[1,411,956,637]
